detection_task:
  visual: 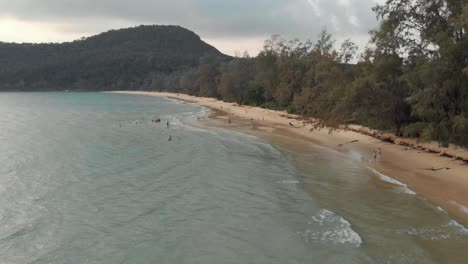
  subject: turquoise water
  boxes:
[1,92,467,264]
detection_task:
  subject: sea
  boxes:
[1,92,467,264]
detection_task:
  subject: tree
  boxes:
[218,54,256,103]
[375,0,468,145]
[339,39,358,64]
[196,55,222,98]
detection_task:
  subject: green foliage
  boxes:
[0,25,226,91]
[218,55,256,103]
[402,122,429,138]
[196,54,223,98]
[259,102,286,111]
[242,82,265,106]
[374,0,468,145]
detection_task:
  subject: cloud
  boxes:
[0,0,384,55]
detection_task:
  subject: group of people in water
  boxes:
[151,117,170,128]
[119,117,173,141]
[150,117,171,140]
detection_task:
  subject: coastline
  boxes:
[108,91,468,225]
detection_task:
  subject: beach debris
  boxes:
[337,140,359,147]
[289,122,300,128]
[422,167,451,171]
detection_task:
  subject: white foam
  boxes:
[436,206,447,213]
[447,220,468,234]
[298,209,362,247]
[198,107,211,118]
[402,220,468,240]
[367,167,416,195]
[163,97,186,105]
[449,201,468,214]
[278,180,300,184]
[350,150,365,161]
[165,114,211,134]
[403,227,451,240]
[394,186,417,195]
[367,167,404,186]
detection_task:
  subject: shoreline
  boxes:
[108,91,468,225]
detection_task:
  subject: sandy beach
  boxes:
[109,91,468,225]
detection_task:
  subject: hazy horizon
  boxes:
[0,0,385,56]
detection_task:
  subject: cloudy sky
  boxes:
[0,0,385,55]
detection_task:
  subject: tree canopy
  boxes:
[0,25,227,91]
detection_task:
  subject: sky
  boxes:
[0,0,385,56]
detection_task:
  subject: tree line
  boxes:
[0,25,226,91]
[169,0,468,147]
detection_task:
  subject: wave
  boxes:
[401,220,468,240]
[403,226,451,240]
[449,201,468,214]
[394,187,417,195]
[367,167,416,195]
[278,180,300,184]
[163,108,213,133]
[298,209,362,247]
[448,220,468,234]
[436,206,447,213]
[162,97,187,105]
[198,107,211,118]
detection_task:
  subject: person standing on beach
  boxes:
[166,121,169,128]
[378,147,382,160]
[373,151,377,162]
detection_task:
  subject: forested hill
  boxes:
[0,25,228,91]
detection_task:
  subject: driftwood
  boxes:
[338,140,359,147]
[289,122,300,128]
[422,167,451,172]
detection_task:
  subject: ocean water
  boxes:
[0,92,467,264]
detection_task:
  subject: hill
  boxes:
[0,25,227,91]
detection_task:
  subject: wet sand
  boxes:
[108,91,468,225]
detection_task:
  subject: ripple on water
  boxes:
[297,209,362,247]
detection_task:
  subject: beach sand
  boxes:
[109,91,468,225]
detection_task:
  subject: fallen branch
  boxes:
[338,140,359,147]
[422,167,451,172]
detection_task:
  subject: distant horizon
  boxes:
[0,0,384,56]
[0,24,234,55]
[0,23,368,58]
